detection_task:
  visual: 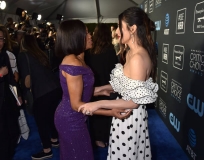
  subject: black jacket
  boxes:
[18,52,61,100]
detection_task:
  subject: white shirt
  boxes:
[7,50,18,74]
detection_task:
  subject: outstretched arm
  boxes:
[78,99,138,115]
[93,108,132,119]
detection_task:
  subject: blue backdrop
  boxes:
[140,0,204,160]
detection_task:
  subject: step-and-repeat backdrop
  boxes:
[140,0,204,159]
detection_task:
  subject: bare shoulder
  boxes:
[128,49,150,81]
[61,54,82,67]
[130,49,150,68]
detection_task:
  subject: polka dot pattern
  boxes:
[107,63,156,160]
[109,63,158,105]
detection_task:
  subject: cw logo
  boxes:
[169,112,180,132]
[187,94,204,117]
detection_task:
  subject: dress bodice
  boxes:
[59,65,94,103]
[109,63,158,104]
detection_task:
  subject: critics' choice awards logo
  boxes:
[193,1,204,33]
[162,43,169,64]
[160,71,168,93]
[159,98,167,118]
[149,0,154,13]
[155,0,162,8]
[173,45,185,70]
[144,0,148,13]
[176,8,187,34]
[186,129,197,160]
[155,20,161,31]
[187,93,204,117]
[169,112,180,132]
[189,49,204,77]
[171,79,182,103]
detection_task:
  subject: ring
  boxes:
[86,111,90,115]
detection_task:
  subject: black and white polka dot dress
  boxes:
[107,63,158,160]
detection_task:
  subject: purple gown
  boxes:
[54,65,94,160]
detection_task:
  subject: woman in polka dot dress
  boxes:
[79,7,158,160]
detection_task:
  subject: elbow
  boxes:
[71,105,78,112]
[70,101,84,112]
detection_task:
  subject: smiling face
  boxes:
[85,28,92,50]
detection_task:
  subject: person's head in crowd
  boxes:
[55,19,92,58]
[7,17,13,24]
[91,23,112,54]
[5,17,15,30]
[14,30,25,44]
[117,6,156,81]
[20,34,50,68]
[0,25,13,52]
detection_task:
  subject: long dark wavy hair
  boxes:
[20,35,50,68]
[90,23,113,54]
[119,7,157,82]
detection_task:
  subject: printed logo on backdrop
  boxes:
[155,20,161,30]
[169,112,180,132]
[155,0,162,8]
[171,79,182,103]
[162,43,169,64]
[164,13,170,35]
[187,93,204,117]
[186,129,197,160]
[173,45,185,70]
[189,49,204,77]
[158,98,167,118]
[165,13,170,27]
[149,0,154,13]
[160,71,168,93]
[193,1,204,33]
[144,0,148,13]
[176,8,187,34]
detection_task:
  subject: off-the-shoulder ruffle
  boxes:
[59,64,92,76]
[109,63,158,104]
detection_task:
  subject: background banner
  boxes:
[140,0,204,159]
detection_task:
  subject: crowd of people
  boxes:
[0,6,158,160]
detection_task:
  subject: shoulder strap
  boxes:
[24,53,32,91]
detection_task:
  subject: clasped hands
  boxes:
[78,102,132,120]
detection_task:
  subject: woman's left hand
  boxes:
[78,102,99,115]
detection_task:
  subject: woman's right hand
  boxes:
[111,109,132,119]
[0,66,8,76]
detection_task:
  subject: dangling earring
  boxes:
[131,34,134,43]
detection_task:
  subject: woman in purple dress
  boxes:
[54,20,129,160]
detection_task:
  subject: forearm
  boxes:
[100,84,112,91]
[93,109,112,116]
[98,99,138,110]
